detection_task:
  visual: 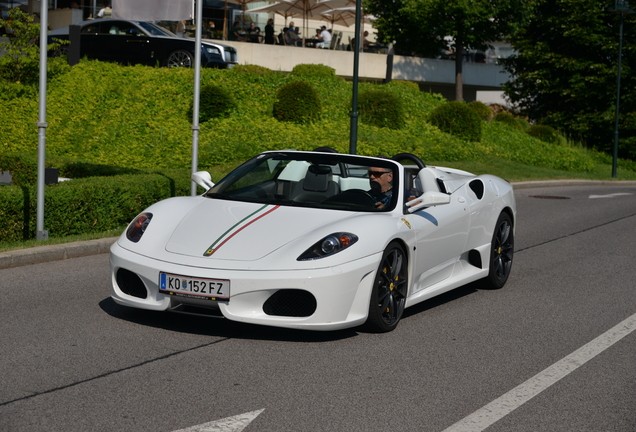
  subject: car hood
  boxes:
[164,199,354,261]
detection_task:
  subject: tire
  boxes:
[166,50,194,68]
[364,241,409,332]
[485,212,514,289]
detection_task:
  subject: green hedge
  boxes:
[0,172,191,242]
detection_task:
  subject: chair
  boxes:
[291,165,339,202]
[329,31,342,50]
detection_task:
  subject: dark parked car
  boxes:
[48,19,238,68]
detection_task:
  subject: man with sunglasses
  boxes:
[368,167,393,209]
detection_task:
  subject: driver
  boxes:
[368,167,393,209]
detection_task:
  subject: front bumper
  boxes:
[110,242,380,330]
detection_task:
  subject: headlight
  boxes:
[297,233,358,261]
[126,213,152,243]
[205,46,221,55]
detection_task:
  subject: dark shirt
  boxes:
[265,24,275,44]
[369,189,392,208]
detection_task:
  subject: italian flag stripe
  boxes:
[203,204,280,256]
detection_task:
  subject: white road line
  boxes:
[173,409,265,432]
[442,313,636,432]
[589,193,633,199]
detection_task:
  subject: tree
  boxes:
[0,8,68,85]
[502,0,636,159]
[365,0,528,101]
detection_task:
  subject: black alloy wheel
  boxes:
[167,50,194,68]
[365,241,408,332]
[486,212,514,289]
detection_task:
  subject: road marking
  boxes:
[172,409,265,432]
[589,192,633,199]
[442,313,636,432]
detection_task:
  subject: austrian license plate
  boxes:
[159,272,229,301]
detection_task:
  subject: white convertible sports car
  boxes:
[110,150,515,332]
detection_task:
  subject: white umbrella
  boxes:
[247,1,300,26]
[319,8,356,27]
[249,0,331,45]
[223,0,266,39]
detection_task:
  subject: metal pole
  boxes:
[612,10,624,178]
[36,0,49,240]
[348,0,362,155]
[191,0,203,196]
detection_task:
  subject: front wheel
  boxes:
[166,50,194,68]
[485,212,514,289]
[364,241,409,332]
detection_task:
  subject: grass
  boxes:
[0,227,126,253]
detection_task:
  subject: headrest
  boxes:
[308,165,332,175]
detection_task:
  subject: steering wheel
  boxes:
[392,153,426,170]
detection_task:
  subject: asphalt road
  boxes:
[1,183,635,432]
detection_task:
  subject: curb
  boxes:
[2,180,636,270]
[0,237,119,270]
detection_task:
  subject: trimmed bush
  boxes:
[0,172,191,242]
[494,112,524,131]
[468,100,492,121]
[527,124,561,144]
[230,64,274,75]
[428,101,482,142]
[291,63,337,79]
[358,89,405,130]
[190,83,236,123]
[273,81,321,124]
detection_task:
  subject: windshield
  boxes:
[205,152,399,212]
[138,21,175,37]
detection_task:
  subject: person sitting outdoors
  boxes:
[316,25,332,49]
[247,21,261,43]
[97,3,112,18]
[229,21,246,42]
[285,22,301,46]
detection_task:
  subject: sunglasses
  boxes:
[368,170,391,177]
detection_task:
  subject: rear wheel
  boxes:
[485,212,514,289]
[365,241,408,332]
[166,50,194,68]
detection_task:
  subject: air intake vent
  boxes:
[116,268,147,299]
[263,290,317,317]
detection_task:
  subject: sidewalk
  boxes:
[3,180,636,270]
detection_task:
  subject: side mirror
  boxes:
[406,191,451,213]
[192,171,214,190]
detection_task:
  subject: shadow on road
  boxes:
[99,279,490,342]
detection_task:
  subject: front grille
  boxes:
[116,268,147,299]
[224,47,238,63]
[263,289,317,317]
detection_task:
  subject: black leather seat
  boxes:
[291,165,339,203]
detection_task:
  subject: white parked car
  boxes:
[110,150,516,332]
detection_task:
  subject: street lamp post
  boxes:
[608,0,635,178]
[349,0,362,155]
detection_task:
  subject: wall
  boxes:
[220,40,510,98]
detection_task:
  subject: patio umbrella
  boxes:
[247,1,300,26]
[223,0,265,39]
[319,8,356,28]
[249,0,331,45]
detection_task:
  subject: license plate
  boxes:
[159,272,229,301]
